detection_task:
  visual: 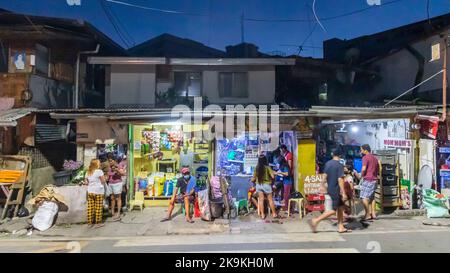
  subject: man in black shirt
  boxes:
[308,149,350,233]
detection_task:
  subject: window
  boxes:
[173,72,201,97]
[35,44,49,76]
[219,72,248,98]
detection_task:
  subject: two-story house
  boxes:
[0,10,125,194]
[323,13,450,106]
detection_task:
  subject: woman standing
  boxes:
[108,163,125,221]
[276,157,292,212]
[251,155,277,219]
[84,159,106,228]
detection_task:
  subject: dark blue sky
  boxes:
[1,0,449,57]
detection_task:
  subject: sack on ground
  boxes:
[197,189,211,221]
[423,189,450,218]
[31,201,59,231]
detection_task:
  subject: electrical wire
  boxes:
[105,0,207,16]
[245,0,404,23]
[312,0,326,33]
[98,0,131,48]
[384,69,445,106]
[105,1,136,46]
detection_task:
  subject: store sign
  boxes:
[383,138,412,148]
[303,174,326,195]
[416,115,439,139]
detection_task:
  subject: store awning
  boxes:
[46,105,440,121]
[87,57,296,66]
[0,108,35,127]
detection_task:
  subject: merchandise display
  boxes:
[131,124,211,204]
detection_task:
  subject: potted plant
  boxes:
[53,160,83,186]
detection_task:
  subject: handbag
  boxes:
[104,183,113,197]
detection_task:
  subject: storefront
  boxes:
[317,118,415,210]
[129,122,212,206]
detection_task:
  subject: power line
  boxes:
[312,0,326,32]
[244,0,404,23]
[105,1,136,46]
[98,0,132,48]
[105,0,207,16]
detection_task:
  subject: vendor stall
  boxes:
[129,123,212,206]
[317,118,414,211]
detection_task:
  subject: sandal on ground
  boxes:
[186,218,194,223]
[87,224,94,229]
[94,223,105,229]
[338,229,352,233]
[160,217,171,222]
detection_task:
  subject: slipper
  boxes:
[160,217,171,222]
[338,229,352,233]
[186,219,194,223]
[94,223,105,229]
[308,219,318,233]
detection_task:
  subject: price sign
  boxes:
[303,174,326,195]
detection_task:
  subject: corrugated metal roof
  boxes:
[0,108,35,126]
[44,105,440,120]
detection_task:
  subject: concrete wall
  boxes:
[108,64,156,107]
[108,64,276,106]
[198,66,275,105]
[369,31,449,101]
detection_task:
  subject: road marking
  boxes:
[113,232,345,247]
[159,248,359,253]
[27,241,88,253]
[0,228,448,243]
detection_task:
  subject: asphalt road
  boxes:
[0,228,449,253]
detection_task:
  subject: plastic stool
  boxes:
[288,198,306,219]
[234,199,249,215]
[181,203,194,216]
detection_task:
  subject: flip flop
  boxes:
[186,219,195,223]
[308,219,318,233]
[338,229,352,233]
[160,217,171,222]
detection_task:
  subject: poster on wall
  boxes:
[14,52,26,70]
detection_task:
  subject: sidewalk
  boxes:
[0,207,449,239]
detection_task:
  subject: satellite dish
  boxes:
[418,165,433,189]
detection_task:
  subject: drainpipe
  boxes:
[441,36,448,121]
[75,44,100,109]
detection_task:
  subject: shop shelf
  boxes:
[228,160,244,163]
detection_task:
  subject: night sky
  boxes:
[1,0,449,57]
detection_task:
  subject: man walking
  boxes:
[308,149,350,233]
[359,144,380,221]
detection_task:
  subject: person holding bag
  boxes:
[83,159,106,229]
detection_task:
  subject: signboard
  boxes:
[303,174,326,195]
[383,138,412,148]
[416,115,439,139]
[431,43,441,62]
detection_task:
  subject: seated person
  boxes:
[161,168,196,223]
[248,186,258,211]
